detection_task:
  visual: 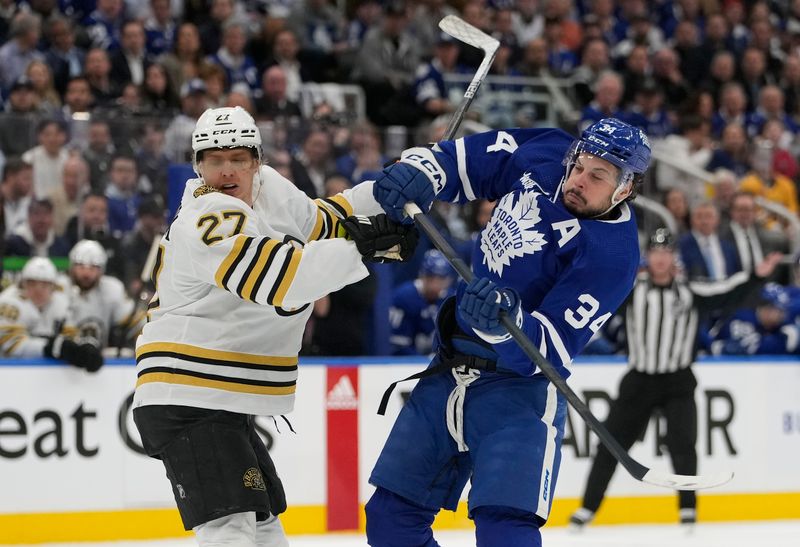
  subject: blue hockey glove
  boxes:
[373,148,445,223]
[458,277,522,339]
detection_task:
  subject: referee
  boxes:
[570,229,782,529]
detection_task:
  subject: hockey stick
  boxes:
[399,17,733,492]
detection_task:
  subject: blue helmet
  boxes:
[420,250,452,278]
[576,118,651,176]
[759,283,790,311]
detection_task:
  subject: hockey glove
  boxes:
[458,277,523,340]
[44,336,104,372]
[373,148,445,223]
[340,213,418,263]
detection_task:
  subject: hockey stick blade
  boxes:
[640,469,734,491]
[439,15,499,52]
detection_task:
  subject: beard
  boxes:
[562,189,610,218]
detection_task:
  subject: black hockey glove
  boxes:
[44,336,104,373]
[340,213,418,263]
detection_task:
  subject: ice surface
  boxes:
[3,521,799,547]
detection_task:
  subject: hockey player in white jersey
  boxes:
[132,106,417,547]
[62,239,142,352]
[0,257,103,371]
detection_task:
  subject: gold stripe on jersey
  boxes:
[239,238,281,301]
[214,235,253,289]
[309,203,335,241]
[323,195,353,218]
[136,341,298,367]
[269,248,303,307]
[4,336,25,356]
[136,371,296,396]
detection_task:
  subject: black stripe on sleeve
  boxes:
[267,247,295,305]
[221,236,254,290]
[236,237,270,298]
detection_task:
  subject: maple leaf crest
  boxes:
[480,191,547,276]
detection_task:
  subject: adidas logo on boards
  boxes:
[327,375,358,410]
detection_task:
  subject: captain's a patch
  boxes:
[480,190,547,276]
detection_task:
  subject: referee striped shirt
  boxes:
[625,271,758,374]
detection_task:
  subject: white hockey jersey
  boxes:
[60,275,140,348]
[134,166,382,416]
[0,285,71,357]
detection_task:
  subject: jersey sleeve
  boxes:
[412,128,574,203]
[182,194,369,309]
[473,245,637,375]
[0,298,47,357]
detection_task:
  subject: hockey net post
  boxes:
[399,16,733,492]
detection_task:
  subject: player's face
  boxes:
[23,280,54,309]
[71,264,103,291]
[562,154,627,217]
[421,275,452,302]
[757,305,786,330]
[199,148,259,205]
[646,247,676,279]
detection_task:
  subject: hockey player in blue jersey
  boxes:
[390,249,455,355]
[364,118,651,547]
[710,283,800,355]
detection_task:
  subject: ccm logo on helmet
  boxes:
[212,129,237,135]
[585,134,609,147]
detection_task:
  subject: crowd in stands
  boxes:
[1,0,800,359]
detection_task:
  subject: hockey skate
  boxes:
[568,508,595,533]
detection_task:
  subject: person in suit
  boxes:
[679,201,740,281]
[109,20,152,88]
[721,192,790,283]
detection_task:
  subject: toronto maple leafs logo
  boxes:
[519,172,550,195]
[480,191,547,276]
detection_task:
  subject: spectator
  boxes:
[747,17,785,82]
[679,201,740,281]
[4,198,71,257]
[287,0,346,81]
[144,0,177,56]
[572,38,611,107]
[611,12,665,66]
[779,54,800,117]
[582,0,618,47]
[44,16,85,96]
[389,249,454,355]
[0,77,43,156]
[164,78,209,163]
[207,20,259,94]
[671,19,706,85]
[739,139,800,222]
[619,44,650,106]
[511,0,544,45]
[651,47,690,111]
[663,187,691,235]
[158,22,209,95]
[334,121,385,186]
[542,16,578,76]
[110,19,152,88]
[104,154,141,237]
[140,62,179,115]
[83,119,116,192]
[63,192,125,278]
[0,12,44,92]
[760,119,798,181]
[120,197,165,297]
[49,154,90,236]
[136,123,169,201]
[722,192,790,281]
[64,239,141,351]
[412,32,460,120]
[83,47,120,106]
[198,62,228,108]
[622,79,673,139]
[709,168,738,232]
[1,158,33,238]
[268,28,307,103]
[410,0,457,55]
[706,122,750,177]
[738,47,773,111]
[290,128,335,198]
[25,60,61,115]
[516,37,554,79]
[254,65,303,126]
[653,114,712,202]
[0,256,102,372]
[542,0,582,53]
[197,0,238,56]
[61,76,95,121]
[710,283,799,356]
[22,119,69,200]
[746,85,799,138]
[699,13,734,67]
[82,0,126,51]
[351,1,421,126]
[704,50,738,106]
[579,70,625,131]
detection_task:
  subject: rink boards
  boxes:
[0,356,798,543]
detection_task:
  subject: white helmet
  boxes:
[191,106,262,174]
[69,239,108,270]
[20,257,58,284]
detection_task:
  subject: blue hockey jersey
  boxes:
[409,128,641,376]
[711,309,800,355]
[389,279,453,356]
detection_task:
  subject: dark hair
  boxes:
[2,157,32,180]
[29,198,54,214]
